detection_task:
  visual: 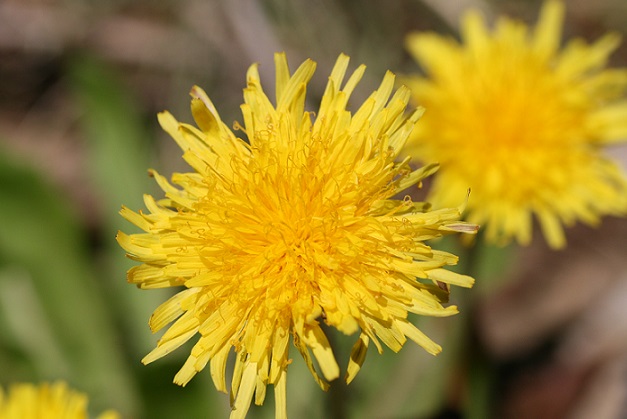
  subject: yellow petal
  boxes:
[426,268,475,288]
[210,344,231,393]
[230,362,257,419]
[532,0,563,59]
[396,320,441,355]
[345,333,369,384]
[274,369,288,419]
[303,325,340,381]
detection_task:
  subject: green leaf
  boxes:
[68,54,220,417]
[0,147,140,415]
[68,54,169,357]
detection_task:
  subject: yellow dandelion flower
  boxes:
[0,381,119,419]
[117,53,477,418]
[404,0,627,248]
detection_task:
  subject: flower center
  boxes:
[436,53,588,201]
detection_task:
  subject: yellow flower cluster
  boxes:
[0,382,118,419]
[118,53,476,418]
[404,0,627,248]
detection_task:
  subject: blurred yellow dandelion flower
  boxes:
[117,53,477,418]
[404,0,627,248]
[0,381,118,419]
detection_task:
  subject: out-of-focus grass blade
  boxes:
[471,239,516,297]
[68,54,169,357]
[0,147,139,415]
[465,351,496,419]
[68,55,219,417]
[0,266,71,380]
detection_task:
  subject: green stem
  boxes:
[460,233,511,419]
[326,329,349,419]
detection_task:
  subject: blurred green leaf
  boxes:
[0,266,70,381]
[68,54,219,418]
[0,146,139,415]
[68,54,168,358]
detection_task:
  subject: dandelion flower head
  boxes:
[117,53,477,418]
[0,381,118,419]
[404,0,627,248]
